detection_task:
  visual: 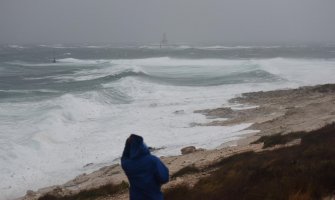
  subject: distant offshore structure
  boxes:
[160,33,168,48]
[52,50,56,63]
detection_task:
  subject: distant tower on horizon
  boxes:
[52,50,56,63]
[160,33,168,48]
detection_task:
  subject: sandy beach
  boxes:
[20,84,335,200]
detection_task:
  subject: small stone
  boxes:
[26,190,36,197]
[174,110,185,114]
[83,163,94,168]
[197,148,205,152]
[181,146,196,155]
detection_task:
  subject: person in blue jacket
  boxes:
[121,134,169,200]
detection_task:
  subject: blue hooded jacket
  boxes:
[121,134,169,200]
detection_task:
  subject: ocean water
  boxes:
[1,44,335,199]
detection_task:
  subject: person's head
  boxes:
[126,134,140,145]
[122,134,149,159]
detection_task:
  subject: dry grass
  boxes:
[171,165,200,179]
[38,181,129,200]
[251,132,304,148]
[164,123,335,200]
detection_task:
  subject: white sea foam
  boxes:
[38,44,79,49]
[57,58,108,64]
[8,45,25,49]
[51,64,146,82]
[257,58,335,85]
[197,45,282,50]
[7,58,108,67]
[0,89,59,93]
[108,57,243,67]
[137,44,284,50]
[1,56,335,199]
[79,45,111,48]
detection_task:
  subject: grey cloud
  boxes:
[0,0,334,45]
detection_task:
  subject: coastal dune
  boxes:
[21,84,335,200]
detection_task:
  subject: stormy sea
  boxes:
[1,44,335,199]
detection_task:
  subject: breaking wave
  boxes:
[2,47,335,199]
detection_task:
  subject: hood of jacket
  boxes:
[122,134,150,160]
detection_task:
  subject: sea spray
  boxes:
[1,45,335,199]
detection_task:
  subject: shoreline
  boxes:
[20,83,335,200]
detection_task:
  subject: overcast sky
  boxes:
[1,0,335,45]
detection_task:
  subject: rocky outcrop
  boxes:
[180,146,205,155]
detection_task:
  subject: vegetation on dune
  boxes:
[164,123,335,200]
[252,131,304,148]
[37,123,335,200]
[311,84,335,93]
[38,181,129,200]
[171,165,200,179]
